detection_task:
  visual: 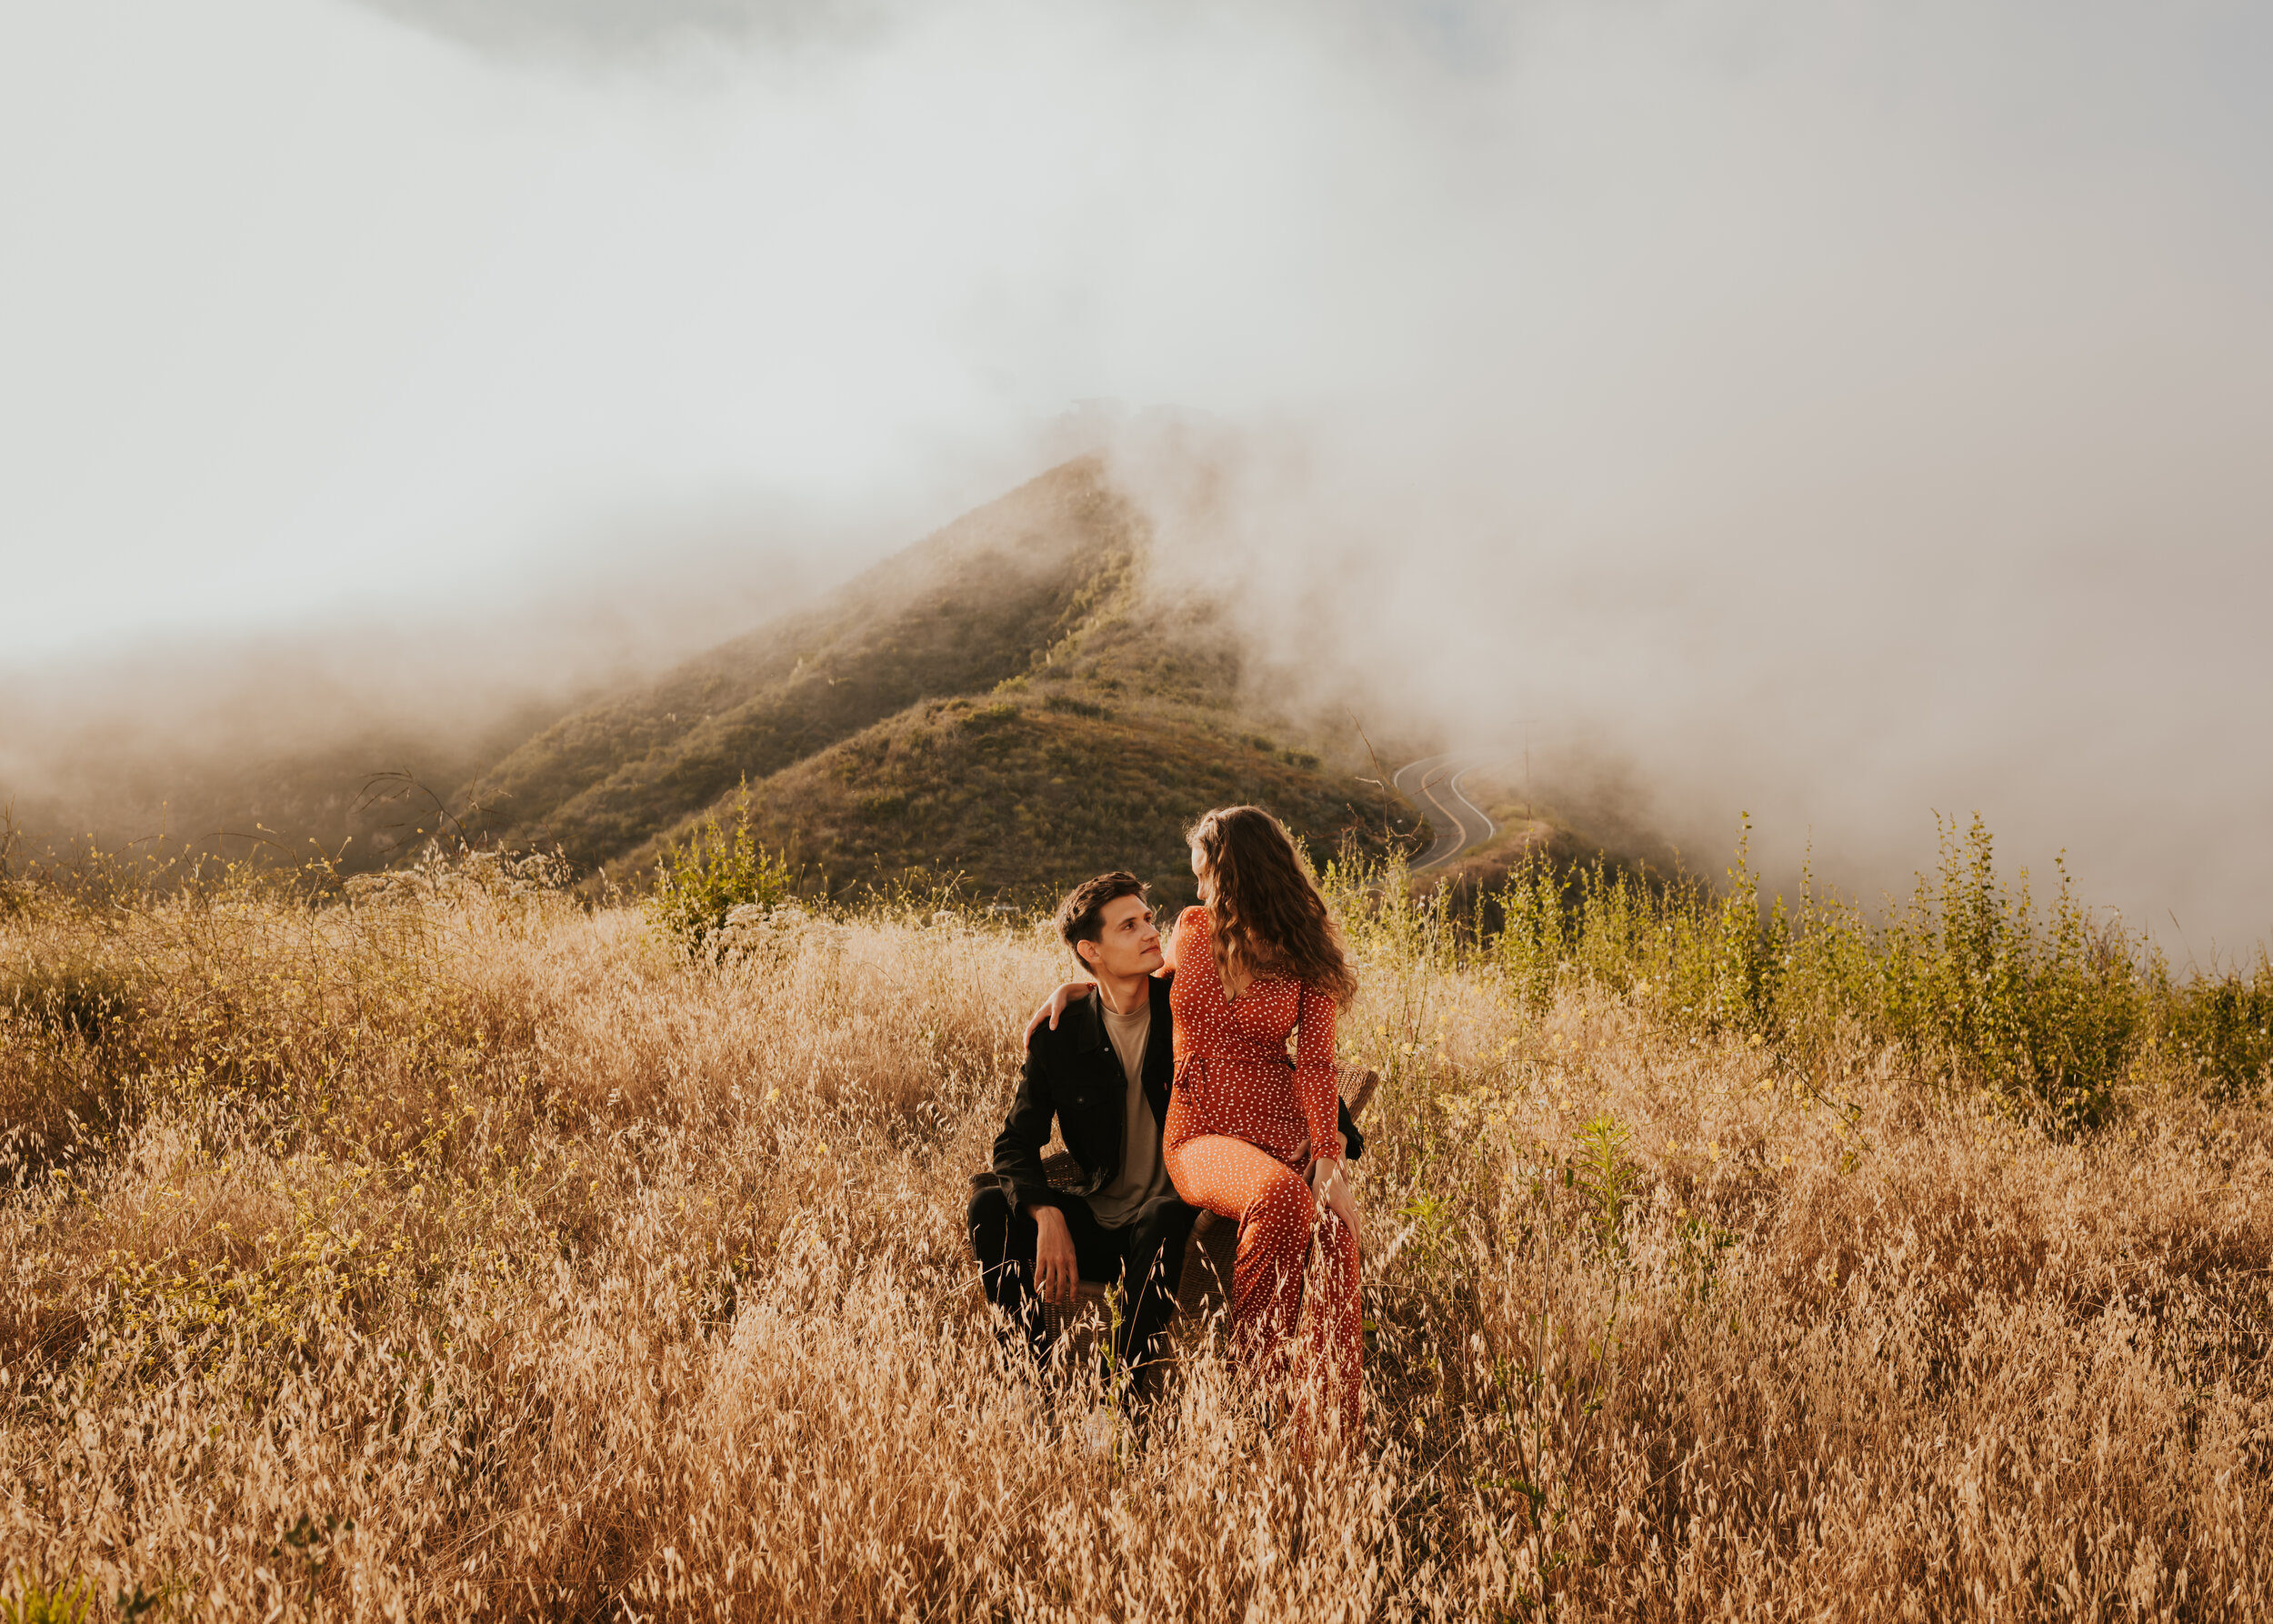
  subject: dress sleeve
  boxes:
[1295,986,1341,1166]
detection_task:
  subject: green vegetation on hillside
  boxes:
[447,454,1421,899]
[628,693,1396,908]
[466,459,1166,868]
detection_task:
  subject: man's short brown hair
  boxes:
[1056,871,1149,965]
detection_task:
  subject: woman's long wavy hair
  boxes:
[1187,806,1357,1007]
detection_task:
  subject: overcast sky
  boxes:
[4,0,2269,945]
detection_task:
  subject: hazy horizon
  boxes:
[5,0,2270,950]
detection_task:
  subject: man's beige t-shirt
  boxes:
[1087,997,1171,1228]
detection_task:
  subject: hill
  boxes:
[462,462,1153,865]
[5,457,1660,903]
[638,697,1375,907]
[1410,765,1689,918]
[462,457,1411,899]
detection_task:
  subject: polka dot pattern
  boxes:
[1162,906,1361,1441]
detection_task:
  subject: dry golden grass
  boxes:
[4,868,2271,1619]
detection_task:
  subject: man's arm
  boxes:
[993,1034,1081,1305]
[991,1033,1062,1216]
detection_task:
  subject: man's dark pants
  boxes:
[966,1188,1199,1377]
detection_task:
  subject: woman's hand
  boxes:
[1023,981,1094,1044]
[1309,1158,1362,1256]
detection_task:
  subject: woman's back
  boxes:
[1166,906,1339,1171]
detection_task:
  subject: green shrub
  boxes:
[2163,952,2273,1098]
[1490,827,1774,1035]
[1852,817,2143,1124]
[1,1570,92,1624]
[1418,814,2260,1129]
[647,787,795,957]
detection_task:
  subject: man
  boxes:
[968,872,1194,1381]
[967,871,1363,1381]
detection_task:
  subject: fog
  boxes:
[4,0,2269,948]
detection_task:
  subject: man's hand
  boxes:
[1308,1158,1363,1258]
[1031,1205,1079,1308]
[1022,981,1095,1044]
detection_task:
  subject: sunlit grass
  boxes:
[3,830,2270,1619]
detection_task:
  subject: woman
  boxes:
[1165,805,1363,1443]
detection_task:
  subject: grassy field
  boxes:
[5,834,2272,1620]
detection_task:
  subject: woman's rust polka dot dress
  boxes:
[1163,906,1361,1440]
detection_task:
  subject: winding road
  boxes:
[1392,753,1499,872]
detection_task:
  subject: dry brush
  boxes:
[2,861,2269,1619]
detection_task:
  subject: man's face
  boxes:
[1078,893,1164,979]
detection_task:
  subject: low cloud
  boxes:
[6,0,2268,947]
[345,0,886,55]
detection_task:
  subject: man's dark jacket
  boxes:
[990,970,1364,1218]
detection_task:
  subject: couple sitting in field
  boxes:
[966,805,1367,1443]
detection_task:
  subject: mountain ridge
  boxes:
[456,456,1410,901]
[464,458,1147,863]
